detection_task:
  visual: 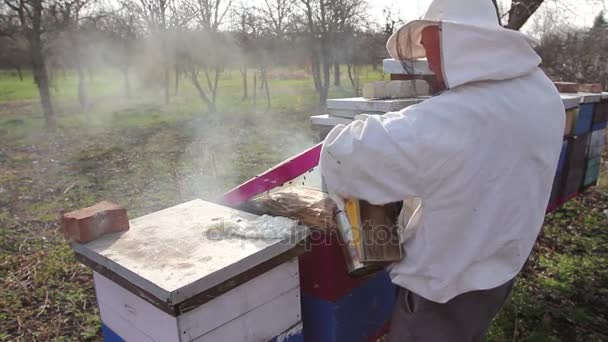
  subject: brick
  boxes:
[554,82,579,93]
[578,83,602,93]
[61,201,129,243]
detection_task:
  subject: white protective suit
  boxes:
[320,0,565,303]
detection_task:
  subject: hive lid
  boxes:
[327,97,425,113]
[561,94,581,110]
[72,199,309,308]
[579,92,602,104]
[310,114,353,127]
[383,58,434,75]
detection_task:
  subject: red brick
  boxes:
[578,83,602,93]
[554,82,579,93]
[61,201,129,243]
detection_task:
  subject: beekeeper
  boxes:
[320,0,565,340]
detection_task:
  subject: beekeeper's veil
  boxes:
[386,0,539,89]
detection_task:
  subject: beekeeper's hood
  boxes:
[386,0,541,89]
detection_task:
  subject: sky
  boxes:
[366,0,606,30]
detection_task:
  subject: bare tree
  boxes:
[123,0,186,104]
[259,0,295,37]
[298,0,368,106]
[183,0,233,113]
[0,9,28,80]
[232,4,255,100]
[3,0,56,127]
[98,10,138,98]
[49,0,99,112]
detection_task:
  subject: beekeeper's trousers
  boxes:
[387,278,516,342]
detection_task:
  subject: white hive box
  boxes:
[561,94,582,110]
[579,92,602,104]
[73,199,309,342]
[383,58,434,75]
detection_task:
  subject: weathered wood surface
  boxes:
[73,199,309,306]
[242,187,337,232]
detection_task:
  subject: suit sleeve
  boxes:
[320,110,424,205]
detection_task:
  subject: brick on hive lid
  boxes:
[61,201,129,243]
[554,82,580,93]
[578,83,602,94]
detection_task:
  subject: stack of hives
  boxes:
[310,59,433,139]
[547,84,607,212]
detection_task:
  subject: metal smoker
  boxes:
[335,199,403,277]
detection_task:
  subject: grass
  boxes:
[0,67,607,341]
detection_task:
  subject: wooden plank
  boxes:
[382,58,433,75]
[94,272,180,342]
[191,287,301,342]
[178,258,299,340]
[327,108,385,118]
[98,301,159,342]
[310,114,354,127]
[73,199,308,305]
[327,97,424,113]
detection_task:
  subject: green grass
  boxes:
[1,67,607,341]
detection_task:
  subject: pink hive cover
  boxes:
[222,143,323,207]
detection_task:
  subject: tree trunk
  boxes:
[15,66,23,81]
[347,64,360,96]
[210,67,220,113]
[190,70,212,111]
[260,66,271,109]
[164,59,170,104]
[27,0,55,128]
[319,36,331,107]
[122,66,131,98]
[175,63,180,96]
[506,0,544,30]
[253,73,257,109]
[76,64,89,112]
[161,35,170,104]
[32,54,55,128]
[241,66,248,100]
[334,62,340,87]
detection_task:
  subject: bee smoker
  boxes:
[334,199,403,277]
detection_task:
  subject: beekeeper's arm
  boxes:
[320,109,427,206]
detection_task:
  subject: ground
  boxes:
[0,69,607,341]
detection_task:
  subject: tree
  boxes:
[182,0,233,113]
[3,0,56,128]
[0,13,28,80]
[298,0,368,106]
[49,0,99,112]
[593,10,606,29]
[505,0,544,30]
[98,10,139,98]
[123,0,186,104]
